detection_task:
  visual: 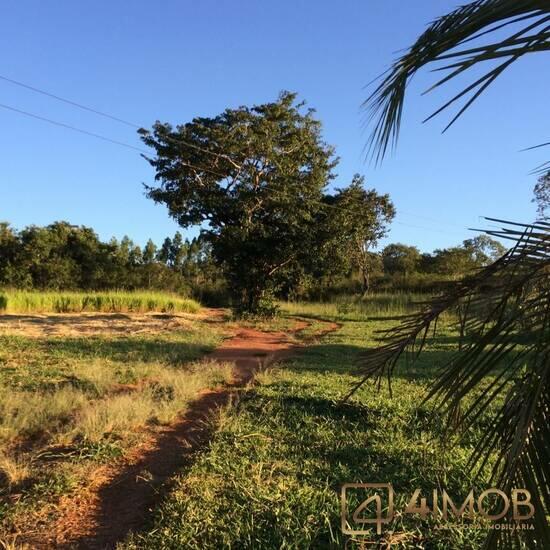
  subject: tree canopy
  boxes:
[141,92,389,313]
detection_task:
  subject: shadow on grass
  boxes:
[235,390,454,496]
[284,341,457,383]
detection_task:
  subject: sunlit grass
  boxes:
[0,290,200,314]
[124,304,492,549]
[279,292,430,321]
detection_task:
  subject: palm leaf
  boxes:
[349,220,550,547]
[364,0,550,163]
[362,2,550,545]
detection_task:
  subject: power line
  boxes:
[0,73,242,165]
[0,102,148,153]
[397,209,467,229]
[395,221,466,237]
[0,102,240,179]
[0,75,139,128]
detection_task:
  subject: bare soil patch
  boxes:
[0,312,196,338]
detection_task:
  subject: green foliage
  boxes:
[0,221,225,300]
[317,174,395,294]
[533,170,550,219]
[382,243,421,275]
[140,92,340,314]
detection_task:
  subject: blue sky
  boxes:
[1,1,548,252]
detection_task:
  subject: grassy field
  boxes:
[279,292,431,321]
[124,300,498,549]
[0,310,230,539]
[0,290,200,314]
[0,295,506,547]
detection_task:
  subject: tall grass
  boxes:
[0,290,200,314]
[280,292,431,321]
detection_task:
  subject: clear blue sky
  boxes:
[1,1,548,252]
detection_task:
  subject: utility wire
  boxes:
[0,102,148,153]
[0,102,239,178]
[0,74,139,128]
[397,209,467,229]
[0,73,241,164]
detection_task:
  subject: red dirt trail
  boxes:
[20,311,339,549]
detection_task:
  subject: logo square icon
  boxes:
[341,483,394,535]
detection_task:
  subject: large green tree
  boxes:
[361,1,550,547]
[140,92,337,313]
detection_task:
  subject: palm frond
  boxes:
[364,0,550,163]
[349,220,550,547]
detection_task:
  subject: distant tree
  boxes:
[419,252,437,273]
[0,222,28,287]
[169,231,187,270]
[18,223,79,289]
[432,236,506,276]
[0,220,200,293]
[432,246,476,275]
[332,174,395,293]
[533,170,550,219]
[140,92,337,314]
[462,235,506,264]
[157,237,172,265]
[382,243,420,276]
[142,239,157,264]
[128,244,142,267]
[118,236,133,265]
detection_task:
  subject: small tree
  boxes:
[333,175,394,293]
[462,235,506,265]
[142,239,157,265]
[140,92,337,314]
[156,237,172,265]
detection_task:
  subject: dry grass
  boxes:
[0,454,32,489]
[74,360,232,443]
[0,387,88,445]
[0,311,231,538]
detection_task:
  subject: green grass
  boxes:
[124,302,498,549]
[279,292,430,321]
[0,290,200,314]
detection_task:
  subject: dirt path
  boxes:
[23,312,339,549]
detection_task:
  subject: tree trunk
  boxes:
[361,266,370,295]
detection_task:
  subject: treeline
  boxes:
[318,236,507,298]
[0,221,223,300]
[0,221,507,302]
